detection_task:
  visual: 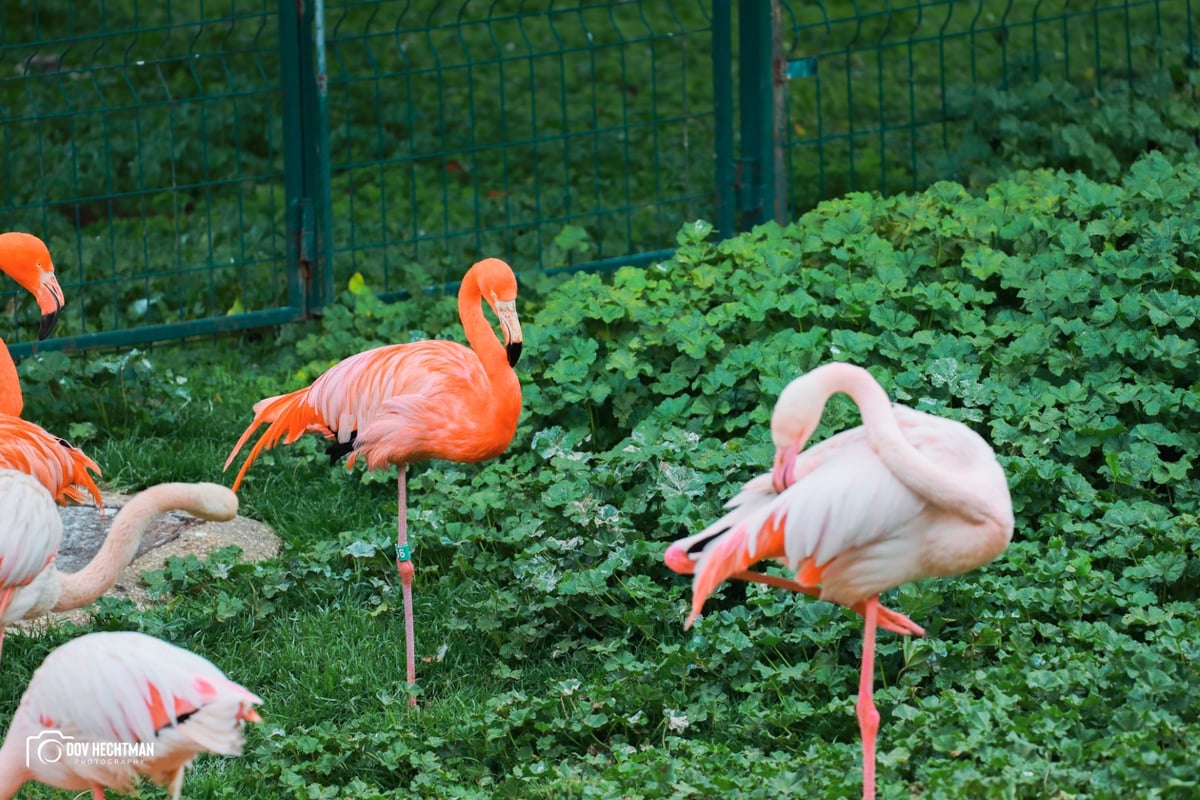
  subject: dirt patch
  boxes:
[13,489,280,631]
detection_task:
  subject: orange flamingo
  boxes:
[0,232,66,417]
[224,258,523,701]
[0,631,261,800]
[0,233,99,506]
[665,362,1013,800]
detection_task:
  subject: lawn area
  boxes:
[4,151,1199,798]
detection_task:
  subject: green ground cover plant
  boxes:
[6,150,1198,798]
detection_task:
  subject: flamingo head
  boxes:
[473,257,523,367]
[0,232,64,340]
[770,373,825,492]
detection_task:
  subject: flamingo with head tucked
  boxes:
[665,362,1013,800]
[0,630,262,800]
[224,257,523,702]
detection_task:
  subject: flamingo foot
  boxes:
[728,571,924,637]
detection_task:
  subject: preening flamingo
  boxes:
[0,415,102,506]
[664,362,1013,800]
[224,257,523,701]
[0,630,262,800]
[0,482,238,639]
[0,232,66,417]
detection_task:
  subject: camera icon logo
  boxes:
[25,729,74,767]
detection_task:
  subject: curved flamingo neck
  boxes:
[813,363,1003,526]
[457,275,507,377]
[0,341,22,417]
[54,483,236,611]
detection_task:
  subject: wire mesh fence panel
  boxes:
[321,0,717,295]
[780,0,1197,213]
[0,0,297,356]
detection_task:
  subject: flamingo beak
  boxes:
[495,301,523,367]
[772,442,800,493]
[36,274,65,340]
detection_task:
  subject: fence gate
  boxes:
[0,0,308,358]
[1,0,727,357]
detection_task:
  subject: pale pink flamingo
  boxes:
[0,232,66,417]
[0,630,262,799]
[664,362,1013,800]
[223,258,523,703]
[0,470,61,661]
[0,482,238,639]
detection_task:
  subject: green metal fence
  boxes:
[0,1,1195,357]
[774,0,1197,213]
[0,0,302,357]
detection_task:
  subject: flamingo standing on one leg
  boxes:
[0,481,239,642]
[223,258,523,703]
[0,630,262,800]
[664,362,1013,800]
[0,232,66,417]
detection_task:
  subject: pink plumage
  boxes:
[0,470,61,660]
[665,362,1013,800]
[0,631,262,800]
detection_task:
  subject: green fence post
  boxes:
[280,0,314,315]
[737,0,785,227]
[279,0,332,316]
[712,0,736,238]
[312,0,335,311]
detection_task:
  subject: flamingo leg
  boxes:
[0,588,14,662]
[729,571,924,637]
[91,786,106,800]
[858,596,881,800]
[395,464,417,706]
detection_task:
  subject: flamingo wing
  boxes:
[0,470,61,590]
[10,632,261,796]
[225,339,491,488]
[0,415,102,507]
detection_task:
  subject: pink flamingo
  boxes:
[0,481,239,641]
[0,630,262,800]
[0,232,66,417]
[664,362,1013,800]
[223,258,523,703]
[0,470,61,661]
